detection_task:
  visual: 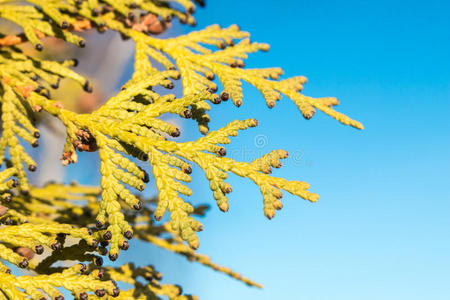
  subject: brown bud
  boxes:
[133,201,143,210]
[274,199,283,210]
[220,91,230,101]
[183,109,192,119]
[142,171,150,183]
[112,287,120,297]
[94,256,103,266]
[265,210,275,220]
[35,245,44,255]
[219,202,229,212]
[249,118,258,127]
[51,242,61,251]
[165,82,174,89]
[0,194,12,204]
[303,111,315,120]
[90,239,99,248]
[121,240,129,250]
[223,185,233,194]
[217,147,227,157]
[189,239,200,250]
[172,71,181,79]
[3,195,12,203]
[61,21,69,29]
[83,80,92,93]
[124,230,133,239]
[95,289,106,297]
[188,18,197,26]
[109,253,118,261]
[79,292,88,300]
[212,95,221,104]
[187,5,195,14]
[97,268,105,278]
[175,284,183,296]
[103,231,112,240]
[183,165,192,174]
[154,271,163,280]
[263,167,272,174]
[164,14,173,22]
[209,85,218,92]
[218,42,227,49]
[171,128,181,137]
[96,220,104,229]
[18,258,29,268]
[79,263,87,273]
[144,273,153,281]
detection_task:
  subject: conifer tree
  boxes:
[0,1,362,298]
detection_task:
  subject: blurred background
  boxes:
[32,0,450,299]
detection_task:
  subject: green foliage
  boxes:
[0,0,361,299]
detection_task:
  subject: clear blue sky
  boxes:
[88,1,450,299]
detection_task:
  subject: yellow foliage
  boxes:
[0,0,362,298]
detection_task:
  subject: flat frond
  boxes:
[0,1,363,297]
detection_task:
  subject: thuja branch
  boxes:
[1,12,361,258]
[0,182,262,298]
[0,0,362,298]
[22,78,320,255]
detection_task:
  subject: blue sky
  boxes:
[74,1,450,299]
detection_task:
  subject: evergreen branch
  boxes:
[1,182,263,297]
[0,1,363,297]
[0,264,119,300]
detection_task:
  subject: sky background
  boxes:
[68,0,450,299]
